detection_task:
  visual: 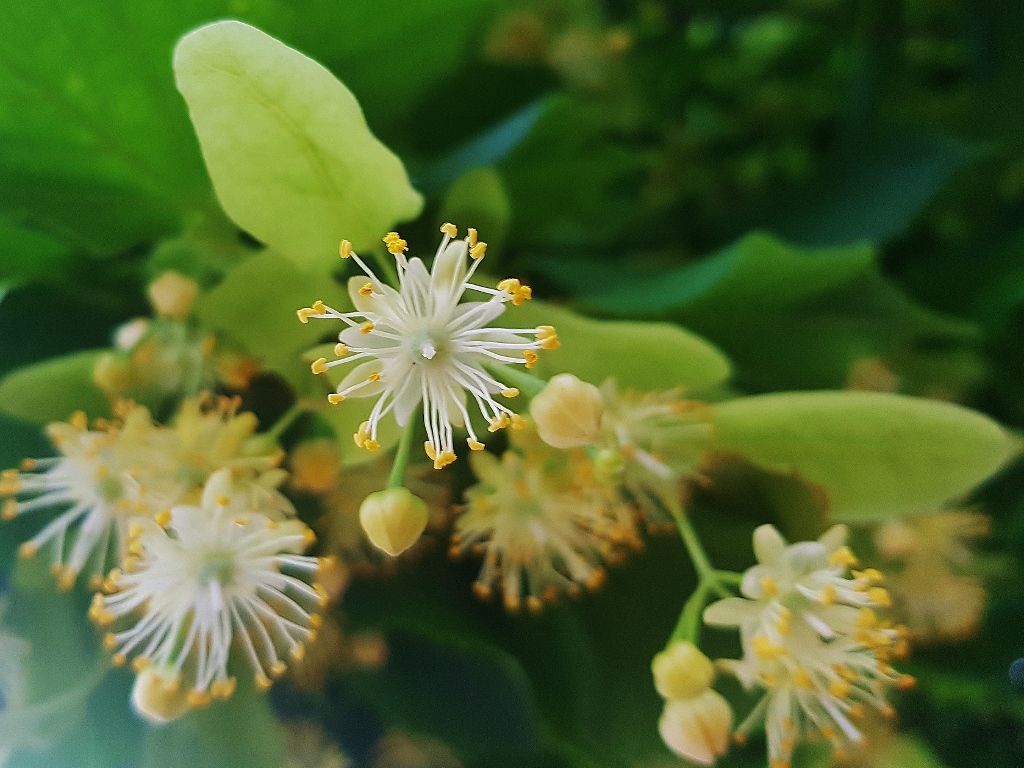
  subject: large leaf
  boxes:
[195,249,348,391]
[0,220,72,287]
[709,391,1018,521]
[174,20,423,271]
[0,350,110,424]
[511,300,732,393]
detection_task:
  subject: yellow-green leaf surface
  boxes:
[511,300,732,393]
[0,350,110,423]
[174,20,423,271]
[196,250,348,391]
[710,391,1018,521]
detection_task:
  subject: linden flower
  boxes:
[298,225,557,469]
[704,525,912,768]
[1,406,170,589]
[91,469,326,717]
[452,434,639,612]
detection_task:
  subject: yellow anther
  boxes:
[132,656,151,673]
[334,343,349,357]
[782,717,795,731]
[752,634,785,659]
[327,393,345,405]
[359,281,374,296]
[255,674,273,691]
[58,570,77,591]
[848,704,865,719]
[112,654,127,667]
[440,222,457,238]
[523,350,539,369]
[186,690,212,709]
[828,546,858,567]
[18,542,37,558]
[760,576,779,596]
[424,442,437,461]
[470,242,487,260]
[154,509,171,527]
[536,325,560,349]
[829,679,852,698]
[432,450,457,470]
[311,357,329,375]
[360,321,375,334]
[867,587,892,607]
[819,726,837,740]
[69,411,88,430]
[302,528,316,546]
[467,438,485,451]
[210,678,237,700]
[497,278,520,294]
[501,387,520,398]
[368,371,381,382]
[270,660,288,678]
[297,307,314,324]
[2,499,17,520]
[853,568,884,584]
[354,421,371,448]
[467,227,478,247]
[896,674,916,690]
[234,516,251,526]
[383,232,408,254]
[856,608,879,629]
[487,413,511,432]
[20,458,36,471]
[290,643,306,662]
[364,439,380,452]
[791,667,813,689]
[312,300,326,314]
[309,613,324,629]
[339,240,353,259]
[510,414,527,430]
[103,632,118,651]
[819,584,837,607]
[215,494,230,507]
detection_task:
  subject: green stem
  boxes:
[265,402,306,441]
[484,362,546,397]
[671,581,710,643]
[387,416,418,489]
[369,243,401,288]
[667,498,715,583]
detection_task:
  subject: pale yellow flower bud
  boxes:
[131,667,193,724]
[652,641,715,700]
[530,373,603,449]
[658,689,732,766]
[359,488,429,556]
[148,271,200,319]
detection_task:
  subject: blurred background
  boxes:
[1,1,1024,767]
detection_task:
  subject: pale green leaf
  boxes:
[0,350,110,424]
[196,249,349,392]
[439,167,511,257]
[710,392,1018,521]
[174,20,423,271]
[511,300,732,393]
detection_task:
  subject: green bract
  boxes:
[173,20,423,271]
[710,391,1018,521]
[0,350,109,423]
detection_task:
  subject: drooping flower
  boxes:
[704,525,912,768]
[1,405,171,589]
[452,426,640,612]
[298,225,557,469]
[91,469,326,718]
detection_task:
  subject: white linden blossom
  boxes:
[703,525,913,768]
[595,381,713,530]
[452,432,640,612]
[1,405,171,589]
[91,470,326,715]
[298,225,558,469]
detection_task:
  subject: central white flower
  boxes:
[300,225,557,469]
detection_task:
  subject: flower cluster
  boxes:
[91,469,326,720]
[298,226,557,469]
[1,396,290,590]
[703,525,913,768]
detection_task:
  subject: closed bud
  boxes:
[658,689,732,766]
[131,667,192,724]
[652,641,715,700]
[148,271,200,319]
[359,488,429,556]
[530,373,603,449]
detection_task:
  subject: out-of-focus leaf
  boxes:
[0,350,109,424]
[195,249,348,391]
[174,20,423,272]
[142,677,284,768]
[438,167,511,257]
[776,131,976,247]
[417,98,550,192]
[0,220,72,286]
[710,391,1018,521]
[0,0,221,254]
[574,232,875,316]
[511,300,732,393]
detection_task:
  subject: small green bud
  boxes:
[359,488,429,556]
[652,641,715,700]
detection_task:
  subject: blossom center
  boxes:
[409,329,449,365]
[196,550,235,587]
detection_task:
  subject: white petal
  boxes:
[753,524,787,566]
[390,364,422,426]
[818,524,848,552]
[703,597,761,627]
[430,240,468,301]
[337,360,387,398]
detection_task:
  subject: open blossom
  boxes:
[90,470,326,719]
[451,426,640,612]
[298,225,557,469]
[704,525,912,768]
[0,406,170,589]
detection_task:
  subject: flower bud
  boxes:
[658,689,732,766]
[652,641,715,700]
[359,488,429,556]
[148,271,200,319]
[530,373,603,449]
[131,667,192,724]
